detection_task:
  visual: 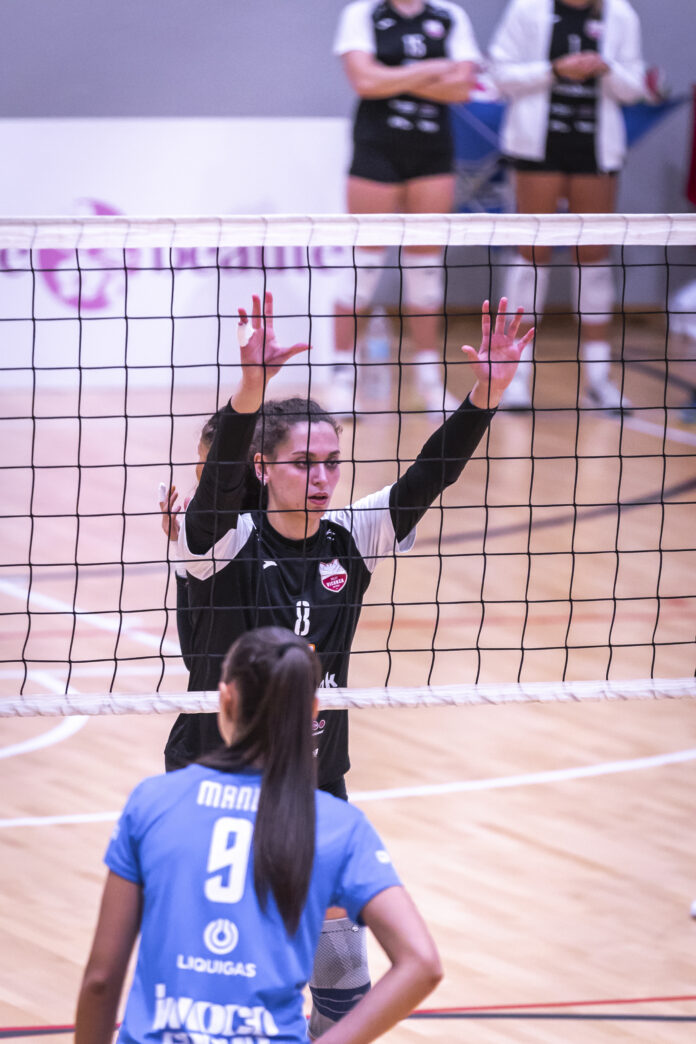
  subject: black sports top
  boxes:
[335,0,480,153]
[165,395,494,786]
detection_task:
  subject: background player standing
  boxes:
[489,0,645,411]
[331,0,481,413]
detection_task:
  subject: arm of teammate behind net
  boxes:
[390,298,534,541]
[184,292,309,555]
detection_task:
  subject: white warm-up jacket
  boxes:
[489,0,645,171]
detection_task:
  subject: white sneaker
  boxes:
[583,381,633,414]
[330,364,359,418]
[415,352,460,414]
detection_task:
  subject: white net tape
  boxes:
[2,211,695,248]
[2,677,694,718]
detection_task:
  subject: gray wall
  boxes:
[1,0,693,305]
[0,0,692,213]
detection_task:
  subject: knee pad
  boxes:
[336,247,386,313]
[504,253,550,321]
[308,917,370,1038]
[571,261,615,325]
[401,251,444,312]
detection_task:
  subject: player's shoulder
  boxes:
[604,0,640,21]
[325,484,392,527]
[341,0,384,19]
[124,764,206,821]
[425,0,469,21]
[316,789,366,836]
[498,0,540,16]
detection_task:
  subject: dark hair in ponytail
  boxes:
[201,626,321,935]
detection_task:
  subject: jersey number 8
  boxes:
[295,600,311,637]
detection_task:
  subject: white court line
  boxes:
[0,670,89,759]
[620,414,696,448]
[351,747,696,802]
[0,577,179,759]
[0,716,87,760]
[0,578,180,656]
[2,746,695,828]
[0,663,189,682]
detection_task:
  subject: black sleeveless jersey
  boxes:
[165,397,494,786]
[335,0,480,152]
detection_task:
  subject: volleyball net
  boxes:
[1,213,695,716]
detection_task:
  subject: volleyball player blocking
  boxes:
[164,290,532,1037]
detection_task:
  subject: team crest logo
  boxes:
[319,559,348,593]
[422,19,445,38]
[585,19,604,40]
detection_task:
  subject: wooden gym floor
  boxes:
[1,316,695,1041]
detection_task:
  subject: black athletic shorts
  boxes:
[350,136,454,183]
[506,134,618,177]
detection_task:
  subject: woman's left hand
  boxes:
[461,298,535,409]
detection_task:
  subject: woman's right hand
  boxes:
[232,291,310,412]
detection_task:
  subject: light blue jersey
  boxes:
[106,763,401,1044]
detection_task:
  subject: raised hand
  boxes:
[460,298,535,409]
[159,484,181,542]
[237,291,310,380]
[232,291,310,414]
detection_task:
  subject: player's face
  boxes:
[261,421,341,526]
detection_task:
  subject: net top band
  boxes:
[0,212,694,249]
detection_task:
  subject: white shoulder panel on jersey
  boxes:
[333,0,378,56]
[433,0,483,63]
[326,484,416,573]
[178,511,256,581]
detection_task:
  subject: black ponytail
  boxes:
[201,627,321,935]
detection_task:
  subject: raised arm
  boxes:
[185,292,309,555]
[390,299,534,540]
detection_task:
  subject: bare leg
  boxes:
[401,175,460,410]
[334,177,404,355]
[502,172,565,407]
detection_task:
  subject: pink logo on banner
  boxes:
[319,559,348,593]
[37,199,125,311]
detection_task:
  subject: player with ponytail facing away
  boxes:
[76,626,442,1044]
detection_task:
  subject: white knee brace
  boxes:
[401,251,444,312]
[336,247,386,313]
[504,253,550,324]
[571,260,615,326]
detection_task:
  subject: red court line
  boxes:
[4,995,696,1037]
[415,993,696,1014]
